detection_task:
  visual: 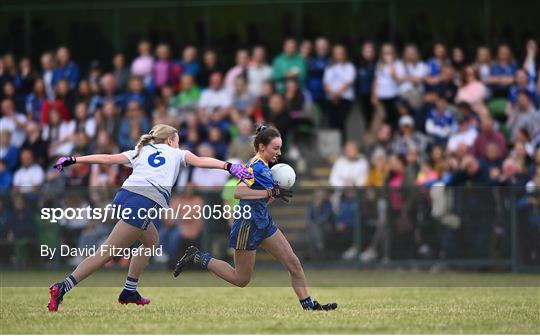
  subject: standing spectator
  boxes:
[112,53,129,92]
[506,91,540,141]
[0,131,19,172]
[306,189,334,254]
[271,38,306,93]
[306,37,331,108]
[0,99,26,147]
[25,79,46,122]
[447,113,478,154]
[455,65,488,111]
[228,117,254,163]
[425,43,449,89]
[2,80,24,113]
[372,43,402,129]
[329,141,369,187]
[300,39,312,60]
[247,46,272,98]
[473,115,507,161]
[523,39,538,91]
[117,101,150,152]
[225,49,249,92]
[17,57,34,96]
[198,49,221,88]
[425,94,455,145]
[474,46,493,83]
[178,46,200,78]
[451,46,466,80]
[173,74,200,113]
[198,72,232,123]
[487,44,517,98]
[323,44,355,136]
[356,41,377,129]
[43,108,76,157]
[390,115,430,156]
[13,149,44,194]
[130,40,154,86]
[0,54,18,90]
[333,188,357,256]
[427,64,458,103]
[53,46,80,90]
[153,43,175,90]
[508,69,538,106]
[20,121,49,169]
[398,44,428,111]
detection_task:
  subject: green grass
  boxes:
[1,270,539,334]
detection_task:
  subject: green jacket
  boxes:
[271,52,306,92]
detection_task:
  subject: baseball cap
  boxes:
[399,115,414,127]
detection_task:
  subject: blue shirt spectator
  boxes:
[53,47,80,90]
[335,190,357,230]
[306,37,331,102]
[178,46,201,78]
[425,95,455,145]
[0,159,13,190]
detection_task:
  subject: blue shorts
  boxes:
[111,188,162,230]
[229,218,278,250]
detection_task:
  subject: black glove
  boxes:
[267,186,293,203]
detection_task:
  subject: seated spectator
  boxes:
[40,52,57,100]
[267,94,292,142]
[88,73,124,114]
[306,37,330,107]
[1,99,27,148]
[198,49,222,88]
[25,79,46,122]
[87,60,102,94]
[473,115,507,161]
[112,52,129,92]
[451,46,466,79]
[493,157,529,187]
[425,93,455,145]
[207,126,228,160]
[53,46,80,90]
[0,159,12,190]
[487,44,517,98]
[231,76,255,118]
[173,74,201,112]
[152,43,175,90]
[508,69,538,106]
[474,46,493,83]
[225,49,249,92]
[190,144,230,187]
[198,72,232,124]
[306,189,334,254]
[124,76,152,115]
[94,101,121,137]
[130,40,154,82]
[0,130,19,172]
[425,43,449,89]
[72,102,96,139]
[329,141,369,187]
[228,117,254,163]
[272,38,306,93]
[178,46,201,78]
[366,147,388,186]
[447,113,478,153]
[506,91,540,141]
[480,142,504,178]
[455,65,488,111]
[390,115,430,156]
[248,46,273,98]
[76,79,93,106]
[3,80,25,113]
[117,101,150,152]
[17,57,34,97]
[426,64,458,103]
[284,78,305,118]
[21,121,49,169]
[42,108,76,156]
[13,149,44,194]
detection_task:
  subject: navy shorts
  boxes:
[111,188,162,230]
[229,218,278,250]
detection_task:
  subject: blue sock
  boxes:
[300,296,314,310]
[194,251,212,270]
[63,275,78,294]
[124,276,138,292]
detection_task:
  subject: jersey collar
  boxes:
[255,154,269,166]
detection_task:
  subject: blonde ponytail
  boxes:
[132,124,178,159]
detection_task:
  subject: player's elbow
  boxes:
[234,187,243,199]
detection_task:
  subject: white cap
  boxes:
[399,115,414,127]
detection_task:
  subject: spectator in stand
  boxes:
[247,46,272,98]
[329,141,369,187]
[508,69,538,106]
[13,149,44,194]
[41,81,71,123]
[228,117,254,163]
[473,115,507,161]
[94,101,121,137]
[117,101,150,152]
[130,40,154,84]
[272,38,306,93]
[55,78,76,114]
[208,126,228,160]
[300,39,312,60]
[372,43,402,130]
[475,46,493,83]
[283,78,305,118]
[267,94,292,142]
[0,54,18,91]
[356,41,377,129]
[173,74,200,112]
[88,73,124,114]
[487,44,517,98]
[334,187,357,256]
[426,64,458,103]
[87,60,102,93]
[425,93,455,145]
[171,184,205,260]
[124,75,152,115]
[225,49,249,92]
[54,46,80,90]
[366,147,388,186]
[43,108,76,157]
[506,91,540,141]
[0,159,12,190]
[480,142,504,178]
[455,65,488,111]
[231,76,255,122]
[21,121,49,169]
[0,99,26,147]
[0,131,19,172]
[153,43,175,90]
[398,44,428,112]
[306,189,334,254]
[17,57,34,96]
[198,72,232,124]
[523,39,538,92]
[112,52,129,92]
[306,37,331,109]
[447,113,478,154]
[199,49,221,88]
[451,47,466,81]
[190,143,230,187]
[178,46,201,78]
[40,52,57,100]
[72,102,96,139]
[3,80,24,113]
[25,79,46,122]
[323,44,355,136]
[425,43,449,89]
[390,115,430,156]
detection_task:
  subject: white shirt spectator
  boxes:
[190,167,230,187]
[247,64,272,97]
[323,62,356,101]
[375,61,404,99]
[0,113,27,147]
[447,128,479,152]
[42,120,76,156]
[329,156,369,187]
[13,163,44,193]
[198,88,232,111]
[397,60,428,93]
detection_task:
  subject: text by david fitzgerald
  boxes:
[41,245,163,260]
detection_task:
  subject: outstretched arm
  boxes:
[185,151,252,181]
[54,153,130,172]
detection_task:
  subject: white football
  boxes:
[270,163,296,189]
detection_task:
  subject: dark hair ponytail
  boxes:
[253,124,281,153]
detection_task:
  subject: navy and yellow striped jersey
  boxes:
[240,155,275,229]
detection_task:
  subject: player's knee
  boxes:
[286,256,303,276]
[235,277,251,288]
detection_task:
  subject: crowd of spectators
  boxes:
[0,37,539,266]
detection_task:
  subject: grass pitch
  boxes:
[1,270,539,334]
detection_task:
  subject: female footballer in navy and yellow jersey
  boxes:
[174,125,337,311]
[47,124,252,312]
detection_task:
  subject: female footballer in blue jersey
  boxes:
[174,125,337,311]
[47,124,252,312]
